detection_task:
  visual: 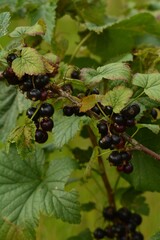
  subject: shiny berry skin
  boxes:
[151,108,158,119]
[104,226,114,238]
[113,114,125,125]
[63,106,74,116]
[97,122,108,136]
[40,103,54,117]
[35,129,48,143]
[117,207,131,222]
[115,136,126,149]
[108,151,123,166]
[26,107,39,121]
[99,135,112,149]
[6,53,17,66]
[126,118,136,127]
[130,213,142,226]
[91,105,101,115]
[34,75,50,89]
[40,90,48,101]
[113,123,126,133]
[117,165,124,172]
[103,206,116,220]
[40,118,54,131]
[27,88,41,101]
[120,151,132,161]
[112,223,125,237]
[20,75,33,91]
[123,162,133,174]
[104,106,113,115]
[73,106,86,116]
[3,67,19,85]
[111,134,121,145]
[71,70,80,79]
[91,88,99,94]
[131,231,144,240]
[121,104,140,119]
[93,228,105,239]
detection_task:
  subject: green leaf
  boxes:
[82,63,131,86]
[12,47,45,78]
[101,86,133,113]
[137,123,160,134]
[121,187,149,216]
[7,121,36,159]
[133,73,160,101]
[67,228,93,240]
[30,2,57,43]
[0,146,80,239]
[0,82,30,142]
[9,20,46,38]
[53,111,90,149]
[0,12,10,37]
[150,232,160,240]
[80,94,102,112]
[122,129,160,192]
[81,202,96,212]
[84,146,99,177]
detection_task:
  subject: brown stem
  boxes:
[87,126,116,208]
[123,132,160,161]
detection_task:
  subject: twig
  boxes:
[87,126,116,208]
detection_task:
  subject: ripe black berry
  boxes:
[20,75,33,91]
[6,53,17,66]
[26,107,39,121]
[151,108,158,119]
[34,75,50,89]
[115,136,125,149]
[73,106,86,116]
[104,226,115,238]
[3,67,19,85]
[63,106,74,116]
[112,223,125,237]
[40,103,54,117]
[126,118,136,127]
[93,228,105,239]
[103,106,113,115]
[120,151,132,161]
[121,104,140,119]
[40,118,54,131]
[117,207,131,222]
[113,113,125,125]
[103,206,116,220]
[108,151,123,166]
[111,134,121,145]
[97,122,108,136]
[132,231,144,240]
[99,135,112,149]
[35,129,48,143]
[130,213,142,226]
[91,88,99,94]
[91,105,101,115]
[113,123,126,133]
[123,162,133,174]
[27,88,41,101]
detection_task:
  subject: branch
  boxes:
[123,132,160,161]
[87,126,116,208]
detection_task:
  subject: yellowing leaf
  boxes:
[101,86,133,113]
[12,47,45,78]
[80,94,102,112]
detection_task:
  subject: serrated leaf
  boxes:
[137,123,160,134]
[0,146,80,239]
[0,12,10,37]
[121,187,149,216]
[0,82,30,142]
[67,228,93,240]
[80,94,102,112]
[101,86,133,113]
[122,128,160,192]
[12,47,45,78]
[133,73,160,101]
[82,63,131,86]
[30,2,57,43]
[7,121,36,158]
[150,232,160,240]
[9,20,46,38]
[53,111,90,149]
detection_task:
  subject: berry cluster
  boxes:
[93,206,144,240]
[26,103,54,143]
[97,104,140,174]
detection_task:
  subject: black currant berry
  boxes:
[121,104,140,119]
[40,118,54,131]
[6,53,17,66]
[97,122,108,136]
[91,88,99,95]
[130,213,142,226]
[115,136,126,149]
[131,231,144,240]
[40,103,54,117]
[111,134,121,145]
[3,67,19,85]
[20,75,33,91]
[71,70,80,79]
[127,222,137,232]
[103,106,113,115]
[117,207,131,222]
[151,108,158,119]
[126,118,136,127]
[35,129,48,143]
[113,113,125,125]
[34,75,50,89]
[112,223,126,237]
[108,151,123,166]
[104,226,115,238]
[117,165,124,172]
[113,123,126,133]
[73,106,86,116]
[93,228,105,239]
[26,107,39,121]
[103,206,116,221]
[120,151,132,161]
[27,88,41,101]
[91,105,101,115]
[40,90,48,101]
[123,162,133,174]
[99,135,112,149]
[63,106,74,116]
